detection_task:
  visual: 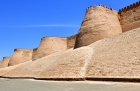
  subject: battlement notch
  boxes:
[86,4,114,12]
[118,1,140,14]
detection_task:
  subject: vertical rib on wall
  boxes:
[119,1,140,32]
[0,57,10,68]
[32,37,67,61]
[67,34,77,49]
[74,5,122,48]
[32,48,38,61]
[8,49,33,66]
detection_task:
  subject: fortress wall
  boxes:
[119,1,140,32]
[0,57,10,68]
[32,37,67,61]
[2,46,93,79]
[67,34,77,49]
[2,28,140,79]
[74,5,122,48]
[8,49,33,66]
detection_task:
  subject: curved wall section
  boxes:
[0,57,10,68]
[32,37,67,61]
[8,49,33,66]
[74,6,122,48]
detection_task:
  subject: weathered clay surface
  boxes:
[36,47,93,79]
[119,2,140,32]
[87,28,140,78]
[0,61,32,76]
[74,6,122,48]
[0,57,10,68]
[2,50,70,78]
[2,47,93,79]
[1,28,140,79]
[8,49,33,66]
[32,37,67,61]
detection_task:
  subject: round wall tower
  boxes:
[0,57,10,68]
[8,49,33,66]
[74,5,122,48]
[32,37,67,61]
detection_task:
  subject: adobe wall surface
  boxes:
[35,47,93,79]
[1,28,140,79]
[32,37,67,61]
[0,57,10,68]
[87,27,140,78]
[74,5,122,48]
[2,47,93,79]
[119,1,140,32]
[67,34,77,49]
[0,61,32,76]
[8,49,33,66]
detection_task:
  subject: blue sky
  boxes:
[0,0,138,60]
